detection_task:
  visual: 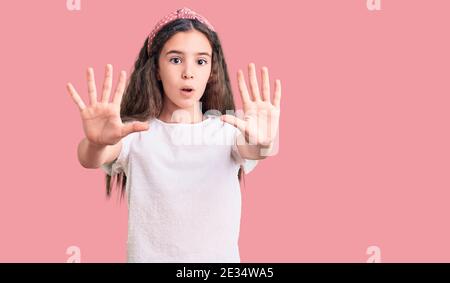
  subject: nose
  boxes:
[182,72,194,79]
[182,63,194,79]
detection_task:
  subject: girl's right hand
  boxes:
[67,64,150,147]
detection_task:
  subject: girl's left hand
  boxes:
[221,63,281,149]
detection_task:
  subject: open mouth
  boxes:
[181,88,194,92]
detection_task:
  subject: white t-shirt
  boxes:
[101,115,258,263]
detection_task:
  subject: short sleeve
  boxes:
[101,133,135,177]
[230,127,259,174]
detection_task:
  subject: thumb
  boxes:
[221,115,246,133]
[122,121,150,136]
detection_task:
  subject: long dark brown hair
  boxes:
[106,18,244,199]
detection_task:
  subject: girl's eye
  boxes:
[169,57,182,64]
[169,58,208,65]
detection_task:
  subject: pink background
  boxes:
[1,0,450,262]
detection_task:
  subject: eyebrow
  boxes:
[165,50,211,58]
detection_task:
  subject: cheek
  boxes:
[160,71,177,88]
[202,68,212,83]
[159,63,174,80]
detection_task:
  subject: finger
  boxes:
[248,63,261,101]
[101,64,113,103]
[86,67,97,105]
[273,79,282,108]
[261,66,270,101]
[122,121,150,136]
[113,70,127,106]
[67,83,86,111]
[221,114,246,133]
[237,70,251,105]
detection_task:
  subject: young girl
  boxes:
[67,7,281,263]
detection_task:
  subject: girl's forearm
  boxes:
[236,143,271,160]
[77,137,108,169]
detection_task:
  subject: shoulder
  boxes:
[122,119,155,145]
[207,116,237,133]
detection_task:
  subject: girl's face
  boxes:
[157,29,212,113]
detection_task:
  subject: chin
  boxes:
[174,98,198,109]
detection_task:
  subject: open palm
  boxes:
[221,63,281,148]
[67,64,149,147]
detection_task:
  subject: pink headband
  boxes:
[147,7,215,54]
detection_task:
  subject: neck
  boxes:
[158,98,204,124]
